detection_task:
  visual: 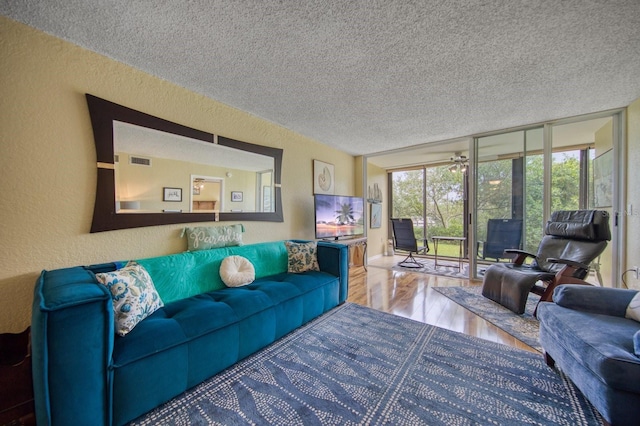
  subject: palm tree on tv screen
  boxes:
[335,203,355,225]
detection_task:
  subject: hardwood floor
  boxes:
[347,255,537,353]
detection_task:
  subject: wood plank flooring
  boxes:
[347,255,537,353]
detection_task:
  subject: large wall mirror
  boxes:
[87,94,283,232]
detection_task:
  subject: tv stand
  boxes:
[328,236,367,270]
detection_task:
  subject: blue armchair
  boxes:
[537,285,640,425]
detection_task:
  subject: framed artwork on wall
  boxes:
[370,203,382,228]
[313,160,335,194]
[163,187,182,202]
[593,149,612,208]
[231,191,243,202]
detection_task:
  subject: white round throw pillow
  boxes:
[220,255,255,287]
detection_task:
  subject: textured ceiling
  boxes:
[2,1,640,158]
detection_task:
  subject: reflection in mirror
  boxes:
[191,175,222,212]
[86,94,283,232]
[113,121,276,214]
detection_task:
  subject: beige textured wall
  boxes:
[0,17,355,331]
[626,98,640,290]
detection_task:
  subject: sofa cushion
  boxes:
[538,303,640,394]
[220,255,255,287]
[251,271,338,304]
[95,262,164,336]
[111,270,340,368]
[112,291,263,367]
[285,240,320,273]
[111,309,189,367]
[137,241,289,304]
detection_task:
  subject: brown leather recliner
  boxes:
[481,210,611,315]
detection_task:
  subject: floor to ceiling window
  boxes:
[550,117,615,286]
[386,111,621,285]
[390,164,466,257]
[475,128,543,260]
[470,117,618,281]
[390,169,425,242]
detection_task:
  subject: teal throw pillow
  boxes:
[285,241,320,273]
[182,224,245,251]
[95,261,164,336]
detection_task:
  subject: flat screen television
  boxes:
[314,194,364,240]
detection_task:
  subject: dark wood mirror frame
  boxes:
[86,94,283,232]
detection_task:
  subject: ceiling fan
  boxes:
[449,152,468,173]
[193,178,206,189]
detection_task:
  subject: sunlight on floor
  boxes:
[347,255,537,353]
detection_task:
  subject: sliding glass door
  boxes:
[390,169,425,242]
[384,111,622,284]
[551,117,615,286]
[390,166,466,256]
[471,115,620,284]
[474,128,543,273]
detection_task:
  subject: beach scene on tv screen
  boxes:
[316,195,364,239]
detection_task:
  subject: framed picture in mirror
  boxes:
[163,187,182,202]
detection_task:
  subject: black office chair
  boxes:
[477,218,523,262]
[481,210,611,315]
[391,218,430,268]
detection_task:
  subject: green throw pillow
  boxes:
[285,240,320,273]
[182,224,245,251]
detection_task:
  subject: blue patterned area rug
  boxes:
[128,303,602,426]
[432,285,542,352]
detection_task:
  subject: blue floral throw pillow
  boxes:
[95,262,164,336]
[285,241,320,273]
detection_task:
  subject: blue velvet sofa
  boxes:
[31,240,348,426]
[537,285,640,425]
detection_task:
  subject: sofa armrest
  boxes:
[32,267,114,426]
[316,241,349,303]
[552,284,638,317]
